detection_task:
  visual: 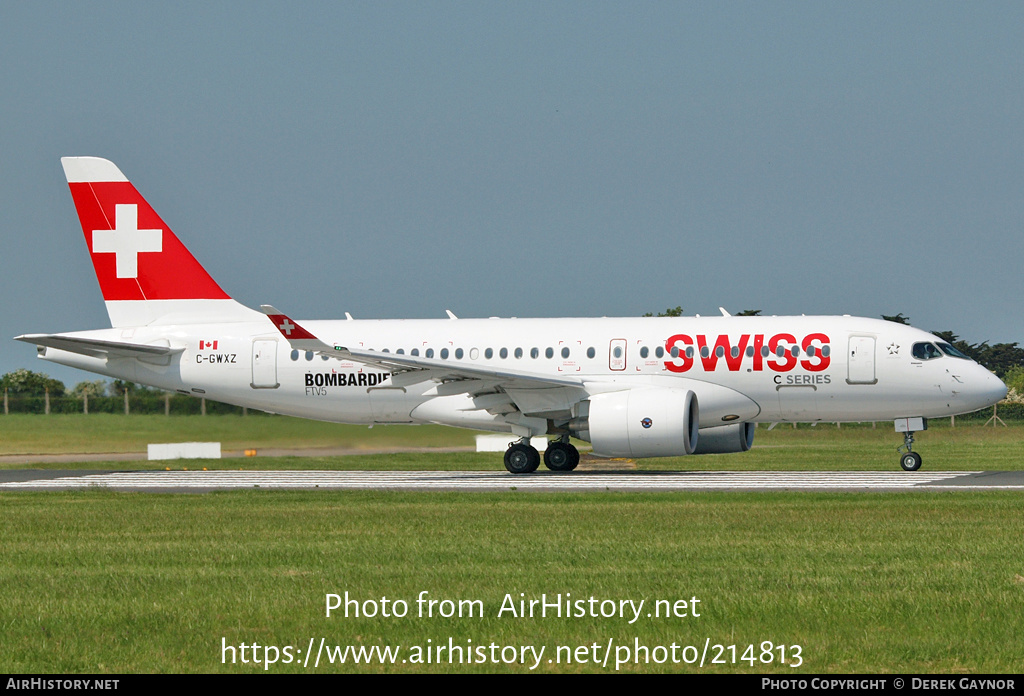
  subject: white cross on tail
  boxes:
[92,204,162,279]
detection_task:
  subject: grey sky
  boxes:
[2,1,1022,387]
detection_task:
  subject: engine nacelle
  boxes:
[570,388,699,458]
[692,422,755,455]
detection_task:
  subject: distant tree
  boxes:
[736,309,762,316]
[882,313,911,325]
[642,306,684,318]
[0,369,65,396]
[1004,365,1024,401]
[971,342,1024,378]
[108,380,155,396]
[71,380,108,398]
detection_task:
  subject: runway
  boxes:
[2,469,1023,492]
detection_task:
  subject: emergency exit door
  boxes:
[609,339,627,371]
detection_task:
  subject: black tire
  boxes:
[544,442,580,471]
[900,451,922,472]
[504,443,540,474]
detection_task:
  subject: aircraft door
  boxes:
[847,336,877,385]
[251,339,279,389]
[609,339,627,371]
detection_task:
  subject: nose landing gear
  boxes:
[898,432,922,472]
[895,417,927,471]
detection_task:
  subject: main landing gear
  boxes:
[503,437,580,474]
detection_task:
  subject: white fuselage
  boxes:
[38,314,1006,431]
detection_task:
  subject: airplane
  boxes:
[16,157,1008,473]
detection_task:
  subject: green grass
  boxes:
[2,414,1021,472]
[1,490,1022,673]
[1,418,1021,673]
[0,413,477,455]
[645,421,1024,471]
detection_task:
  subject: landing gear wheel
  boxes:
[900,451,922,472]
[544,441,580,472]
[504,443,540,474]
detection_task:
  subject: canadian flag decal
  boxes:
[200,340,218,350]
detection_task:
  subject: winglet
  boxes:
[260,305,336,353]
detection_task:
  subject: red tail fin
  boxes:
[61,157,258,327]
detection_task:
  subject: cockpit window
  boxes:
[911,342,943,361]
[937,342,970,360]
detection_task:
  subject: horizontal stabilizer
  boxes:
[15,334,184,360]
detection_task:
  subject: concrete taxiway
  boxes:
[1,469,1023,492]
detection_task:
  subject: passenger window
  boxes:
[561,347,570,359]
[397,348,405,355]
[655,346,664,358]
[545,347,554,359]
[440,348,449,359]
[587,347,596,359]
[425,348,434,358]
[485,348,493,359]
[305,351,314,361]
[455,348,464,359]
[411,348,420,356]
[500,348,508,359]
[290,350,299,361]
[515,348,523,359]
[640,346,649,359]
[530,347,539,359]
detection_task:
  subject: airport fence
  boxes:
[1,387,1021,422]
[0,389,266,416]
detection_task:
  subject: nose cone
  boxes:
[972,367,1008,409]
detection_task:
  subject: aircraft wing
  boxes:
[15,334,183,360]
[261,306,586,395]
